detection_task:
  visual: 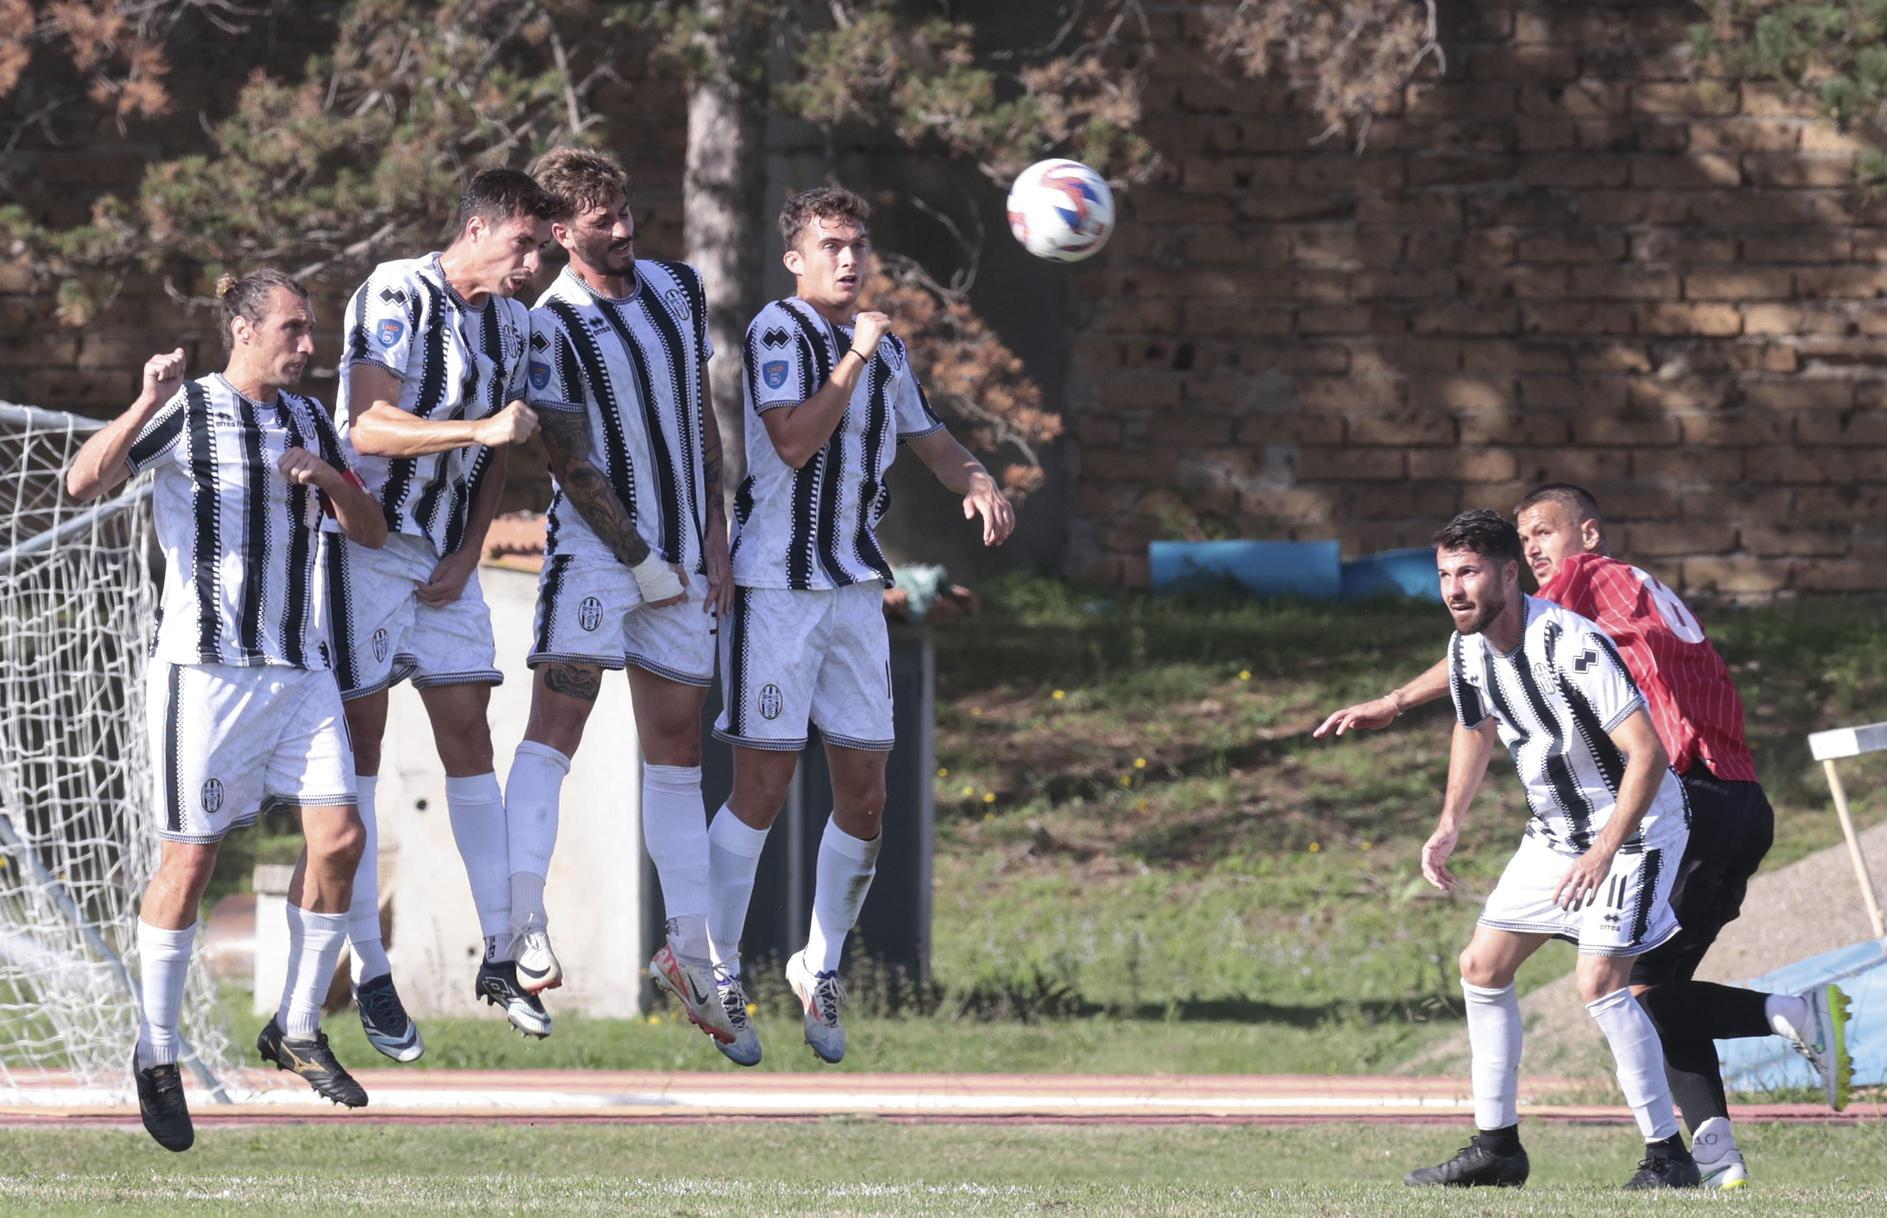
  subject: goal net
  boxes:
[0,401,230,1100]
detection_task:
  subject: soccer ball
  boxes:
[1007,158,1115,263]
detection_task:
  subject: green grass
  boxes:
[191,582,1887,1074]
[3,1122,1884,1216]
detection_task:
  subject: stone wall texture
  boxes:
[6,1,1885,598]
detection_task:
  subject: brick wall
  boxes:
[8,3,1887,598]
[1072,0,1887,596]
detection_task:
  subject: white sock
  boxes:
[707,806,770,974]
[1462,979,1522,1131]
[1586,986,1679,1141]
[1692,1115,1739,1163]
[135,920,196,1069]
[346,775,391,985]
[277,905,348,1039]
[1766,992,1810,1038]
[445,771,511,939]
[504,741,568,925]
[805,815,882,974]
[644,763,711,959]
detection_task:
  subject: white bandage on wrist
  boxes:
[630,552,685,603]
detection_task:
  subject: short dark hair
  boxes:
[778,184,870,250]
[457,167,561,230]
[527,147,629,221]
[213,268,307,351]
[1433,508,1525,568]
[1514,482,1603,527]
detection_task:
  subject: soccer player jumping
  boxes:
[67,270,388,1150]
[1403,510,1699,1190]
[510,146,736,1044]
[317,169,561,1048]
[708,185,1014,1065]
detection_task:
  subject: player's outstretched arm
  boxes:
[1312,658,1449,738]
[536,406,684,608]
[904,428,1015,546]
[760,311,888,468]
[346,364,538,458]
[1552,707,1669,910]
[1423,718,1497,893]
[66,348,185,502]
[278,447,387,549]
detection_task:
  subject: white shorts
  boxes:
[713,583,891,752]
[528,556,716,686]
[314,532,501,700]
[1479,830,1684,957]
[147,662,356,844]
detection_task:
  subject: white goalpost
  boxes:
[0,401,231,1101]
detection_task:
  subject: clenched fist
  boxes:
[476,400,539,448]
[278,446,339,491]
[141,348,186,407]
[850,311,891,357]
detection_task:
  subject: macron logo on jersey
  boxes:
[762,360,789,390]
[377,318,405,349]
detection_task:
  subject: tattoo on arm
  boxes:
[539,408,651,567]
[541,662,602,703]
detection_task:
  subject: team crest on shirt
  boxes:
[376,318,405,349]
[879,340,903,372]
[664,286,690,318]
[758,683,784,720]
[372,627,390,663]
[762,360,789,390]
[529,361,552,391]
[579,596,603,632]
[200,778,225,814]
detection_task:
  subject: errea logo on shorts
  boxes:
[758,683,784,720]
[578,596,603,632]
[200,778,225,814]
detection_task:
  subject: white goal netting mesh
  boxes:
[0,401,230,1099]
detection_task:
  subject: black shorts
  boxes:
[1629,767,1775,987]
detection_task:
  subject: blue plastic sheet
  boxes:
[1715,940,1887,1092]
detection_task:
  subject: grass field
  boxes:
[201,582,1887,1076]
[4,1121,1885,1216]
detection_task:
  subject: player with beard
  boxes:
[67,269,388,1149]
[1315,485,1851,1187]
[316,169,560,1048]
[506,146,735,1042]
[1403,509,1698,1190]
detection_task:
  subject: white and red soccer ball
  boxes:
[1007,158,1115,263]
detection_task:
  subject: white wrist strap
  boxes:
[630,552,685,603]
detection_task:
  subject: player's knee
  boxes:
[1574,968,1628,1006]
[1457,948,1503,988]
[320,814,368,870]
[640,722,701,768]
[833,777,886,820]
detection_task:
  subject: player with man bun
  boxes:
[66,268,388,1150]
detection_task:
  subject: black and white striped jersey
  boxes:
[333,253,530,556]
[125,373,350,670]
[1449,596,1690,856]
[732,297,946,590]
[526,261,711,574]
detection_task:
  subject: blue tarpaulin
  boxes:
[1716,940,1887,1092]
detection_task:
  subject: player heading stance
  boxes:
[510,147,734,1040]
[317,168,559,1047]
[1317,485,1851,1187]
[67,270,388,1150]
[1406,510,1698,1190]
[709,185,1015,1065]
